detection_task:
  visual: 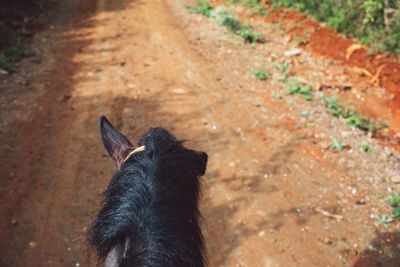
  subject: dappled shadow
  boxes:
[353,231,400,267]
[0,0,164,266]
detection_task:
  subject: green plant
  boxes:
[270,0,400,54]
[306,122,314,128]
[287,80,311,100]
[331,138,346,150]
[286,98,294,104]
[321,93,377,132]
[361,141,375,153]
[360,0,383,24]
[276,75,288,83]
[209,6,263,44]
[374,214,394,228]
[0,37,35,72]
[251,67,270,80]
[228,0,269,16]
[300,110,314,117]
[0,54,15,72]
[187,1,213,17]
[385,192,400,218]
[271,91,282,99]
[273,61,291,74]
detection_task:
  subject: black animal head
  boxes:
[99,116,207,173]
[92,116,208,266]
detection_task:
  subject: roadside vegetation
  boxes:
[271,0,400,54]
[187,1,263,44]
[375,192,400,228]
[0,0,54,72]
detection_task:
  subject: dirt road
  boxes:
[1,0,400,266]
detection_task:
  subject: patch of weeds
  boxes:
[251,67,270,80]
[321,93,377,132]
[229,0,269,16]
[273,61,291,82]
[0,37,35,72]
[187,2,263,44]
[300,110,314,117]
[276,75,288,83]
[209,6,263,44]
[271,91,282,99]
[374,214,394,229]
[294,37,309,46]
[187,1,213,16]
[273,61,291,74]
[385,192,400,218]
[0,54,15,72]
[306,122,314,128]
[271,0,400,55]
[331,138,346,150]
[286,98,294,105]
[346,114,378,132]
[287,80,311,100]
[361,141,375,153]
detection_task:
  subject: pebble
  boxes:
[172,88,187,94]
[391,175,400,183]
[11,219,18,225]
[283,48,302,57]
[29,241,36,248]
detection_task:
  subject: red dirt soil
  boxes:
[1,1,400,266]
[261,5,400,146]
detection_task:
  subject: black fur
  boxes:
[89,117,208,267]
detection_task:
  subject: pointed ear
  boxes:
[99,116,133,167]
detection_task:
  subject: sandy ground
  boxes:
[1,0,400,266]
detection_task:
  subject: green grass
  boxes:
[212,7,262,44]
[271,91,282,99]
[251,67,270,80]
[306,122,314,128]
[0,37,35,72]
[227,0,269,16]
[273,61,291,82]
[361,141,375,153]
[321,93,379,132]
[286,79,311,100]
[276,75,288,83]
[299,110,314,117]
[274,61,291,74]
[188,3,263,44]
[385,192,400,218]
[331,138,346,150]
[373,192,400,229]
[374,214,393,229]
[271,0,400,55]
[187,1,213,16]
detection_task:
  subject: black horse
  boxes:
[89,116,208,267]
